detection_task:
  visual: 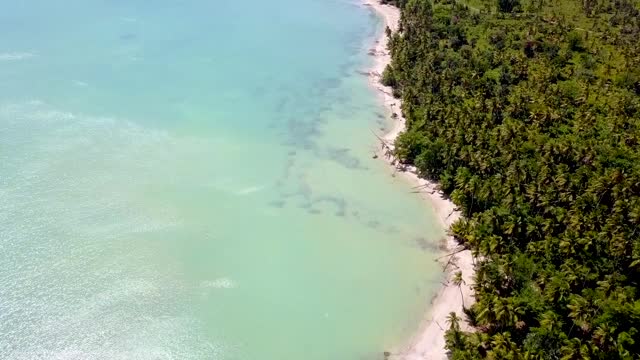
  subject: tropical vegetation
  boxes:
[381,0,640,357]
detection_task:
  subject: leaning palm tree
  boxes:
[452,270,466,309]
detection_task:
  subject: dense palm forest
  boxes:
[380,0,640,358]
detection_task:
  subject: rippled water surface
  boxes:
[0,1,444,359]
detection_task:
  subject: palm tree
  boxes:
[447,311,462,332]
[445,312,465,351]
[567,295,594,333]
[452,270,466,309]
[539,311,563,333]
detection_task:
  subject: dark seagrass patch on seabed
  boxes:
[119,33,137,41]
[310,195,348,217]
[268,200,285,208]
[366,220,381,229]
[412,236,440,252]
[324,146,366,170]
[283,117,322,150]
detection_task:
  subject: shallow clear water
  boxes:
[0,1,444,359]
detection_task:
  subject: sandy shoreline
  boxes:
[362,1,476,359]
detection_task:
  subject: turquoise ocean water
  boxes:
[0,1,445,359]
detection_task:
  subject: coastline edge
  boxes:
[362,1,476,359]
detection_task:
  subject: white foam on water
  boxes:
[201,278,236,289]
[26,99,44,105]
[0,52,35,61]
[73,80,89,87]
[236,185,265,195]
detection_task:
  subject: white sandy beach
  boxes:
[363,1,476,359]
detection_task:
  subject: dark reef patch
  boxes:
[324,147,365,170]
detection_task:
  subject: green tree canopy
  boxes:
[384,0,640,357]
